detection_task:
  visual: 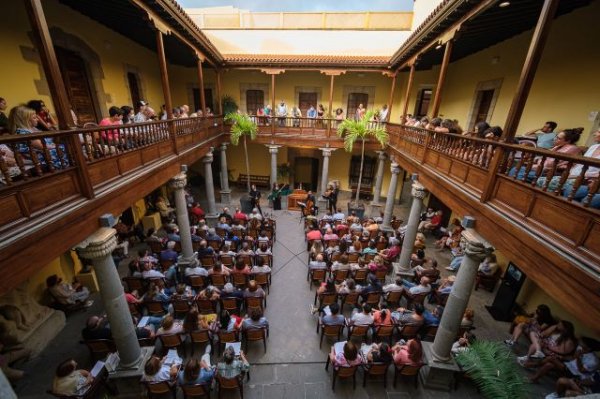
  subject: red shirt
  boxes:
[234,211,248,221]
[190,206,205,218]
[430,215,442,226]
[307,230,322,241]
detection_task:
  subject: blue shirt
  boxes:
[177,368,214,385]
[423,310,440,326]
[536,132,556,149]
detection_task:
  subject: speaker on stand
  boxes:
[486,262,527,322]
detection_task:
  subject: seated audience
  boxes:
[217,347,250,379]
[329,341,363,368]
[392,338,423,367]
[52,359,93,396]
[46,275,91,307]
[178,356,215,386]
[142,355,179,383]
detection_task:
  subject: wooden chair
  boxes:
[373,324,395,345]
[216,374,244,399]
[220,255,235,268]
[200,256,216,268]
[189,329,211,356]
[195,298,217,314]
[128,301,141,317]
[243,327,267,353]
[172,299,191,318]
[363,291,382,308]
[231,272,248,289]
[145,300,168,316]
[207,240,222,251]
[326,360,359,391]
[374,269,387,284]
[256,254,272,267]
[353,268,368,285]
[307,269,326,290]
[319,323,344,348]
[331,269,349,284]
[220,296,240,316]
[252,272,271,294]
[148,240,164,255]
[174,242,182,253]
[347,253,360,263]
[158,333,185,356]
[159,259,174,272]
[181,382,212,399]
[215,227,227,238]
[210,273,228,289]
[142,380,177,399]
[216,330,238,355]
[138,337,156,347]
[245,296,264,313]
[398,324,421,341]
[122,276,145,294]
[188,275,206,291]
[346,323,371,343]
[192,241,201,252]
[80,339,116,361]
[363,362,391,387]
[406,292,428,310]
[363,253,376,263]
[422,325,438,342]
[314,291,337,308]
[340,292,360,313]
[393,363,423,388]
[376,241,387,251]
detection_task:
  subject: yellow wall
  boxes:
[226,142,271,181]
[27,253,79,303]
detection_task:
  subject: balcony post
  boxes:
[318,148,335,212]
[77,228,143,368]
[430,39,454,117]
[215,70,223,115]
[327,74,335,137]
[155,30,176,153]
[203,152,218,225]
[196,58,207,115]
[401,63,416,124]
[369,151,387,217]
[380,162,401,232]
[219,143,231,204]
[396,181,427,276]
[271,73,276,138]
[481,0,559,202]
[24,0,94,198]
[431,226,492,362]
[170,170,198,269]
[386,73,397,122]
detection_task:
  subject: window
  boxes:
[192,88,214,113]
[349,155,376,189]
[246,90,265,115]
[414,88,432,118]
[347,93,369,120]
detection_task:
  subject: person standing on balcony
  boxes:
[277,100,288,127]
[134,100,148,123]
[379,104,389,122]
[264,104,272,126]
[307,105,317,119]
[291,106,302,127]
[355,104,366,121]
[523,121,558,149]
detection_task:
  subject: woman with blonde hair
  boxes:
[9,105,66,171]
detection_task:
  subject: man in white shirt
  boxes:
[350,303,374,325]
[402,276,431,295]
[378,104,389,122]
[185,264,209,277]
[133,100,148,123]
[141,262,165,279]
[383,278,405,293]
[309,254,327,270]
[333,208,345,221]
[276,100,288,127]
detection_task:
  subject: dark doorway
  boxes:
[192,88,214,113]
[349,155,376,199]
[121,207,135,226]
[55,47,98,124]
[298,92,317,117]
[127,72,141,109]
[427,194,451,227]
[414,88,432,118]
[470,89,495,130]
[246,90,265,114]
[294,157,319,191]
[347,93,369,120]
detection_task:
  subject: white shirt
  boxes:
[185,267,208,277]
[383,283,404,293]
[569,144,600,178]
[142,269,164,279]
[351,312,374,325]
[565,350,599,379]
[333,212,345,221]
[309,261,327,270]
[409,284,431,295]
[134,112,147,123]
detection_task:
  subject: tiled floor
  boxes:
[13,188,556,398]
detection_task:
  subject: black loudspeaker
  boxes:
[486,262,526,322]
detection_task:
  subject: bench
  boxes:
[237,174,270,188]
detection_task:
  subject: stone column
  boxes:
[431,227,492,362]
[78,228,141,367]
[370,151,387,207]
[219,143,231,204]
[170,171,197,267]
[380,162,400,231]
[203,152,218,225]
[267,145,280,188]
[318,148,334,211]
[396,181,427,276]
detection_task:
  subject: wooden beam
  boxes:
[155,30,176,153]
[401,63,416,124]
[196,58,207,114]
[327,74,335,137]
[271,73,276,138]
[430,39,453,117]
[215,70,223,115]
[24,0,94,199]
[386,73,397,122]
[502,0,560,140]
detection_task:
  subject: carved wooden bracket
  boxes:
[320,70,346,76]
[261,68,286,75]
[382,70,397,78]
[194,50,206,63]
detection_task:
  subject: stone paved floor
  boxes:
[14,187,555,398]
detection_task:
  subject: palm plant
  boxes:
[455,340,529,399]
[337,109,388,205]
[225,112,257,192]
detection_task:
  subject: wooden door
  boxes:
[298,92,317,117]
[55,47,98,124]
[127,72,141,109]
[415,88,432,118]
[474,89,494,123]
[347,93,368,120]
[246,90,264,115]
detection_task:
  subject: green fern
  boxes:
[336,110,388,204]
[455,341,529,399]
[225,112,258,192]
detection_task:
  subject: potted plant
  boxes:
[225,112,258,213]
[337,109,388,218]
[455,340,529,399]
[221,95,238,115]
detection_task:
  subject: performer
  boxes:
[304,190,318,216]
[249,184,263,216]
[269,182,282,211]
[331,182,339,214]
[322,184,335,214]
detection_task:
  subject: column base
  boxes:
[205,213,219,227]
[220,190,231,205]
[419,342,460,392]
[369,202,383,218]
[317,199,328,213]
[178,253,199,272]
[393,262,414,280]
[108,347,153,396]
[380,224,394,233]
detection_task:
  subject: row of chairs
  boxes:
[307,267,387,288]
[198,253,273,268]
[142,369,247,399]
[131,295,267,319]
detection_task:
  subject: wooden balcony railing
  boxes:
[387,123,600,272]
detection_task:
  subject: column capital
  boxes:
[390,162,401,175]
[461,229,494,261]
[267,145,281,154]
[77,227,118,259]
[220,143,228,151]
[376,151,387,161]
[203,152,214,163]
[320,148,336,157]
[411,182,427,199]
[169,172,187,190]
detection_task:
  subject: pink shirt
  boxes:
[542,144,582,170]
[99,118,122,141]
[393,346,420,367]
